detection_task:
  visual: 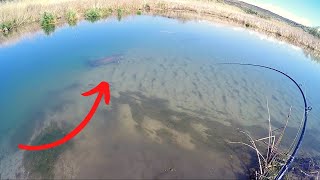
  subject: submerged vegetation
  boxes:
[23,122,72,179]
[286,156,320,179]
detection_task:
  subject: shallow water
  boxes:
[0,15,319,179]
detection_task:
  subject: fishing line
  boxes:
[215,62,312,179]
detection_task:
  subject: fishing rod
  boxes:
[215,63,312,179]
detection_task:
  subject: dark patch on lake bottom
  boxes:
[22,121,73,179]
[66,90,261,179]
[18,88,315,179]
[8,97,74,153]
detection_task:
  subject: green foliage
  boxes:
[41,12,56,35]
[0,20,16,35]
[66,10,78,26]
[42,24,56,35]
[23,122,72,179]
[136,10,142,15]
[85,8,102,22]
[41,12,56,27]
[117,8,123,21]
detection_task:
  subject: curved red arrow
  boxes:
[18,81,110,151]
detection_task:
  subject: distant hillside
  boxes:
[223,0,320,38]
[224,0,306,28]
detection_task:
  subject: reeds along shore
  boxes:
[0,0,320,58]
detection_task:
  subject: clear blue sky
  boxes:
[242,0,320,26]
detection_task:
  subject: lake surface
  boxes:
[0,15,319,179]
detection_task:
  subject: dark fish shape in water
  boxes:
[88,54,124,67]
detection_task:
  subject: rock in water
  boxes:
[88,54,123,67]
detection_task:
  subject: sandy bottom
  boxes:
[0,48,305,179]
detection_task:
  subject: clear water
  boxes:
[0,15,319,179]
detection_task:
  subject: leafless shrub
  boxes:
[227,99,295,179]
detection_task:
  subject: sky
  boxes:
[241,0,320,27]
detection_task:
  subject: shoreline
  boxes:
[154,10,320,61]
[0,0,320,60]
[1,11,320,178]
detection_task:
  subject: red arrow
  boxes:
[18,81,110,151]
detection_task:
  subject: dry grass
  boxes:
[0,0,142,23]
[153,0,320,58]
[227,100,294,179]
[227,98,319,179]
[0,0,320,58]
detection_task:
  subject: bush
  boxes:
[40,12,56,35]
[137,10,142,15]
[85,8,102,22]
[0,20,16,35]
[41,12,56,27]
[66,10,78,26]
